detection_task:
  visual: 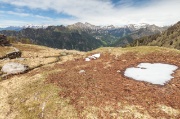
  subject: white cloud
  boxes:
[1,0,180,26]
[0,10,55,27]
[0,10,52,20]
[0,10,30,17]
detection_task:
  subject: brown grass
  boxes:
[0,46,14,57]
[0,45,180,119]
[47,47,180,118]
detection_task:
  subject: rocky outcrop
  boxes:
[6,47,21,59]
[6,51,21,59]
[0,34,10,46]
[0,46,22,59]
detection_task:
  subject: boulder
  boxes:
[1,62,29,75]
[6,51,22,59]
[0,34,10,46]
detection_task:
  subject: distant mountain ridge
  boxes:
[0,26,22,31]
[68,22,158,30]
[130,21,180,50]
[0,25,104,51]
[67,22,167,45]
[1,22,166,32]
[0,24,49,31]
[111,24,168,47]
[0,22,168,50]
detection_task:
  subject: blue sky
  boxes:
[0,0,180,27]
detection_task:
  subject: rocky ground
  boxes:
[0,44,179,119]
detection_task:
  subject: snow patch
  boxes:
[124,63,178,85]
[85,58,91,61]
[91,53,100,58]
[85,53,100,61]
[79,70,85,74]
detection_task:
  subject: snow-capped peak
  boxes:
[23,24,49,29]
[68,22,156,31]
[123,23,150,30]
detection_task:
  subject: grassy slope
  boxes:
[0,43,84,118]
[0,47,14,58]
[0,44,179,119]
[131,21,180,50]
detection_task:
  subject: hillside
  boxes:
[0,26,104,51]
[0,23,167,49]
[0,44,180,119]
[68,22,167,45]
[130,21,180,49]
[111,24,168,47]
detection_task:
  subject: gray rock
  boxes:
[1,62,28,75]
[0,34,10,46]
[6,51,21,59]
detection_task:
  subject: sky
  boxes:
[0,0,180,27]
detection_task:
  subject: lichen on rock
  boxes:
[1,62,29,75]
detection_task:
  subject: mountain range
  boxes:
[0,22,168,51]
[0,25,103,51]
[0,24,49,31]
[67,22,167,45]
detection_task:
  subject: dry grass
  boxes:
[158,104,180,117]
[0,73,78,119]
[8,75,78,119]
[81,103,154,119]
[0,46,14,57]
[91,46,180,56]
[0,44,180,119]
[0,43,84,69]
[0,43,84,118]
[13,43,48,52]
[48,47,180,118]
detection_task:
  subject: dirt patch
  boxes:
[48,51,180,118]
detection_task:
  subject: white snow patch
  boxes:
[124,63,178,85]
[91,53,100,58]
[85,58,91,61]
[79,70,85,74]
[85,53,100,61]
[88,56,96,60]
